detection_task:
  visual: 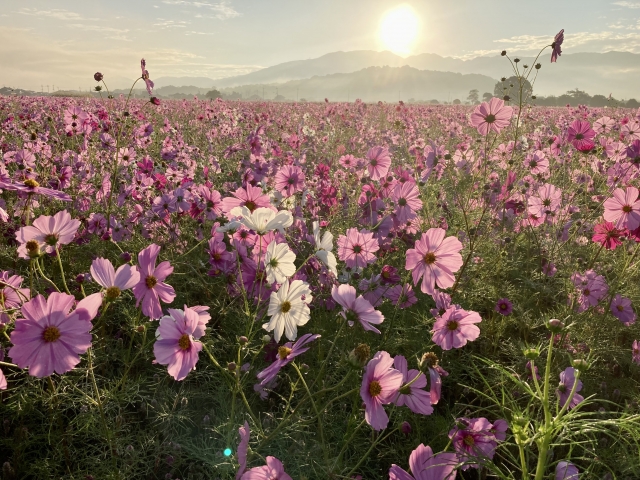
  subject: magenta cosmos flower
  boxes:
[132,244,176,319]
[393,355,433,416]
[274,165,305,198]
[0,271,30,324]
[449,417,500,470]
[241,456,292,480]
[236,421,250,480]
[8,293,101,377]
[469,98,513,136]
[405,228,463,296]
[367,146,392,181]
[566,119,595,151]
[16,210,81,259]
[360,351,404,431]
[337,228,379,269]
[90,257,140,303]
[551,29,564,63]
[153,307,203,381]
[392,182,423,224]
[495,298,513,316]
[389,443,458,480]
[256,333,320,386]
[555,461,579,480]
[557,367,584,410]
[432,305,482,350]
[592,221,625,250]
[610,294,636,325]
[603,186,640,230]
[332,284,384,334]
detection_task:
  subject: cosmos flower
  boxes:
[90,257,140,303]
[220,184,273,217]
[236,421,250,480]
[0,271,30,324]
[264,280,312,342]
[274,165,305,198]
[551,29,564,63]
[557,367,584,410]
[367,146,392,181]
[592,222,625,250]
[360,351,404,431]
[555,461,579,480]
[140,58,154,95]
[241,456,292,480]
[230,206,293,235]
[603,186,640,231]
[610,294,636,325]
[392,182,423,224]
[256,333,320,386]
[632,340,640,365]
[313,221,337,276]
[264,241,296,285]
[0,178,72,201]
[449,417,500,470]
[393,355,433,416]
[566,120,595,151]
[337,228,379,269]
[331,284,384,334]
[495,298,513,316]
[132,244,176,320]
[389,443,458,480]
[16,210,81,259]
[432,305,482,350]
[469,98,513,136]
[153,306,203,381]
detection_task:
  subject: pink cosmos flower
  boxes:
[274,165,305,198]
[469,98,513,136]
[0,271,30,324]
[256,333,320,386]
[603,186,640,230]
[610,294,636,325]
[367,146,392,181]
[418,352,449,404]
[153,307,203,381]
[337,228,379,269]
[632,340,640,365]
[566,120,595,151]
[557,367,584,410]
[527,183,562,219]
[574,272,608,313]
[393,355,433,416]
[236,421,250,480]
[524,150,549,175]
[555,461,579,480]
[241,456,292,480]
[388,443,458,480]
[332,284,384,333]
[141,58,154,95]
[220,184,273,217]
[385,283,418,309]
[132,244,176,319]
[392,182,423,224]
[551,29,564,63]
[16,210,81,259]
[592,221,625,250]
[449,417,499,470]
[8,293,101,378]
[432,305,482,350]
[90,257,140,302]
[360,351,404,430]
[405,228,463,295]
[495,298,513,316]
[0,178,72,201]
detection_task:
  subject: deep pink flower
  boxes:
[274,165,305,198]
[388,443,458,480]
[332,284,384,333]
[16,210,81,259]
[360,351,403,431]
[256,333,320,386]
[432,305,482,350]
[153,307,203,381]
[405,228,463,295]
[469,98,513,136]
[367,146,392,181]
[592,221,625,250]
[337,228,379,269]
[557,367,584,410]
[241,456,292,480]
[393,355,433,416]
[495,298,513,316]
[132,244,176,319]
[610,294,636,325]
[236,421,250,480]
[551,29,564,63]
[566,120,595,151]
[603,186,640,230]
[449,417,498,470]
[8,293,100,377]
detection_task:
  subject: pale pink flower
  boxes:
[331,284,384,334]
[16,210,80,259]
[337,228,379,269]
[432,305,482,350]
[360,351,403,431]
[603,186,640,230]
[469,98,513,136]
[367,146,392,181]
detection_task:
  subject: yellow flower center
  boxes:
[42,326,61,343]
[280,301,292,314]
[178,334,191,350]
[424,252,436,265]
[24,178,40,188]
[369,380,382,397]
[145,275,157,288]
[278,346,292,360]
[105,286,121,301]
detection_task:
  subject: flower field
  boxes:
[1,45,640,479]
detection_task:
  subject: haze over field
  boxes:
[2,0,640,99]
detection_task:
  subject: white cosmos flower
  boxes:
[264,279,312,342]
[230,206,293,235]
[264,241,296,285]
[313,221,337,277]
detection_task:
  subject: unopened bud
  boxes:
[94,72,104,82]
[239,336,248,345]
[418,352,439,373]
[523,347,540,360]
[547,319,564,333]
[401,421,412,435]
[571,358,589,371]
[348,343,371,368]
[227,362,237,372]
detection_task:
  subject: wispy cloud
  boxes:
[17,8,84,21]
[612,1,640,8]
[68,24,131,41]
[161,1,240,20]
[494,30,640,53]
[154,19,190,28]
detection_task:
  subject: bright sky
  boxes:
[1,0,640,90]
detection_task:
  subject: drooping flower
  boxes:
[0,271,30,324]
[140,58,154,95]
[132,244,176,320]
[367,146,392,181]
[449,417,500,470]
[495,298,513,316]
[8,293,101,378]
[405,228,463,296]
[603,186,640,231]
[393,355,433,416]
[551,29,564,63]
[0,178,72,201]
[264,280,312,342]
[153,307,203,381]
[592,221,625,250]
[264,241,296,285]
[256,333,320,386]
[337,228,379,269]
[230,206,293,235]
[432,305,482,350]
[418,352,449,404]
[610,294,636,325]
[16,210,81,259]
[389,443,458,480]
[332,284,384,334]
[241,456,292,480]
[555,461,579,480]
[0,368,6,390]
[313,221,337,276]
[90,257,140,303]
[360,351,404,431]
[469,98,513,136]
[236,421,250,480]
[557,367,584,410]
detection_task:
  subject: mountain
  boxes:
[218,66,497,103]
[153,76,217,89]
[209,50,640,99]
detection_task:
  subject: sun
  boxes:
[378,5,420,56]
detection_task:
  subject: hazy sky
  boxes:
[2,0,640,90]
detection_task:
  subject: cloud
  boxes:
[67,24,131,41]
[493,30,640,54]
[161,1,240,19]
[612,1,640,8]
[154,19,190,28]
[17,8,84,21]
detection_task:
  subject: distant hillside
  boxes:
[218,66,497,103]
[153,76,217,89]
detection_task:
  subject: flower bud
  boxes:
[523,347,540,360]
[94,72,103,82]
[348,343,371,368]
[262,335,271,342]
[418,352,439,373]
[239,335,248,345]
[401,421,412,435]
[571,358,589,371]
[227,362,237,372]
[547,318,564,333]
[501,50,507,56]
[120,251,132,262]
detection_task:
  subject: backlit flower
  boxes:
[469,98,513,136]
[360,351,403,431]
[551,29,564,63]
[153,307,203,381]
[132,244,176,320]
[432,305,482,350]
[264,241,296,285]
[264,280,312,342]
[332,284,384,334]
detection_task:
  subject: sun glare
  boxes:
[378,5,420,56]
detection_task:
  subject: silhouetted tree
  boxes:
[482,92,493,102]
[452,99,461,105]
[627,98,640,108]
[205,89,222,100]
[590,95,609,107]
[494,76,532,104]
[467,89,479,104]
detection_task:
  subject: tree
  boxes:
[566,88,591,105]
[205,89,222,100]
[482,92,493,102]
[590,95,609,107]
[626,98,640,109]
[452,99,461,105]
[494,76,532,104]
[467,89,479,104]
